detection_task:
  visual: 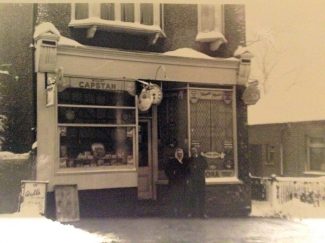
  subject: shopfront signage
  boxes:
[56,75,136,95]
[242,80,260,105]
[19,180,48,215]
[138,89,153,111]
[148,83,163,105]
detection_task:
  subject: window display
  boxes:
[58,87,136,169]
[59,127,135,168]
[190,88,235,178]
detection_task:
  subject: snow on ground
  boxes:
[0,151,30,160]
[251,199,325,219]
[0,212,114,243]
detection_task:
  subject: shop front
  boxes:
[34,27,252,216]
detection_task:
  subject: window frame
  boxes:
[188,86,239,183]
[265,144,276,165]
[196,3,227,51]
[306,136,325,173]
[55,76,138,173]
[70,2,165,40]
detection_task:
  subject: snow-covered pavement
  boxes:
[0,212,108,243]
[2,200,325,243]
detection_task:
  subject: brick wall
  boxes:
[249,121,325,176]
[34,3,246,57]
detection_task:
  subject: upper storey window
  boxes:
[196,3,227,51]
[70,2,165,44]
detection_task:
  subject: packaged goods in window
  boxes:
[59,127,135,169]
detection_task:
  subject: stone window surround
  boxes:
[196,3,227,51]
[69,2,165,43]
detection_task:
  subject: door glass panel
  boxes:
[139,122,149,167]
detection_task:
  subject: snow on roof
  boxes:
[58,36,83,47]
[162,48,215,60]
[0,151,30,160]
[32,141,37,150]
[233,45,251,57]
[33,22,60,39]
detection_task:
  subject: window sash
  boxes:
[100,3,115,20]
[75,3,89,20]
[200,5,216,32]
[73,3,159,27]
[140,3,154,25]
[121,3,135,22]
[198,3,224,33]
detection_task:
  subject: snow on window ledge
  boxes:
[156,177,243,185]
[206,177,243,185]
[69,18,166,38]
[303,171,325,177]
[196,31,227,51]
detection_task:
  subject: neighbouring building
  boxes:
[1,2,256,217]
[249,121,325,177]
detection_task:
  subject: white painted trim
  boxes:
[206,177,243,185]
[152,105,158,200]
[304,171,325,176]
[197,3,223,34]
[115,2,121,21]
[134,2,140,24]
[71,4,76,20]
[70,2,164,38]
[58,45,239,70]
[157,178,243,185]
[153,3,160,26]
[56,167,137,175]
[232,85,239,178]
[58,104,136,110]
[58,124,136,127]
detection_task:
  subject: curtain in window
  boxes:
[121,3,135,22]
[200,4,215,32]
[140,3,153,25]
[100,3,115,20]
[75,3,88,20]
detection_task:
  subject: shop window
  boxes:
[196,3,227,51]
[190,88,235,178]
[70,2,165,40]
[307,137,325,172]
[57,87,136,169]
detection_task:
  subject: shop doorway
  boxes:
[138,119,154,199]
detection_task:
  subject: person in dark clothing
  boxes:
[187,146,208,218]
[164,147,189,217]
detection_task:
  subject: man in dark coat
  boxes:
[187,146,208,218]
[164,148,189,217]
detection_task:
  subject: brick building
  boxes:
[249,121,325,177]
[1,2,254,217]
